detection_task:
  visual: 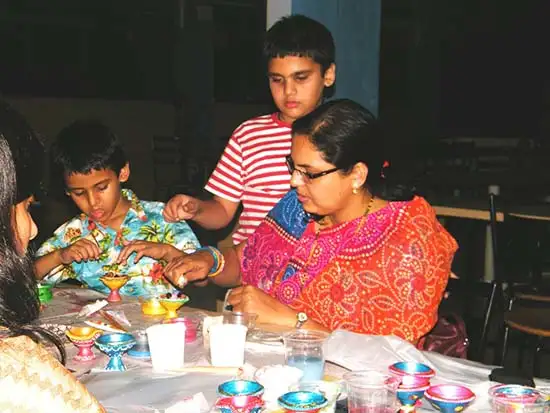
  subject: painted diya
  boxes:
[95,332,136,371]
[99,273,129,302]
[396,375,431,412]
[218,380,265,398]
[425,384,476,413]
[489,385,549,412]
[278,391,328,413]
[389,361,436,380]
[215,396,264,413]
[159,292,189,319]
[66,326,102,362]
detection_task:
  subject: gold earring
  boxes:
[352,186,358,194]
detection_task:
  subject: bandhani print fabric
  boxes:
[241,190,457,342]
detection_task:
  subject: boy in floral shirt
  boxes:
[34,120,199,297]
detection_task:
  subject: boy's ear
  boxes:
[118,163,130,183]
[323,63,336,87]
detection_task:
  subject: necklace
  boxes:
[305,194,375,266]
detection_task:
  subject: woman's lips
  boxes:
[297,194,309,203]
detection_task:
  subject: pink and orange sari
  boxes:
[241,190,457,342]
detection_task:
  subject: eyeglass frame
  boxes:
[285,155,340,182]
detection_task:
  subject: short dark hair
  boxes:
[292,99,413,201]
[264,14,335,74]
[51,119,127,179]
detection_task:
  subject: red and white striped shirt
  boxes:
[205,113,292,244]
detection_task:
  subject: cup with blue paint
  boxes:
[283,330,329,381]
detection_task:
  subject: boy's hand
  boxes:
[59,239,101,264]
[117,241,179,264]
[163,195,200,222]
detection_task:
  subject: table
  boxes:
[39,287,550,412]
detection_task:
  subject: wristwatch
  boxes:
[295,312,308,329]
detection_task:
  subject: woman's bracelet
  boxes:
[197,246,225,278]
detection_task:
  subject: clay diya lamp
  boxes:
[489,384,549,412]
[389,361,436,380]
[218,380,265,398]
[395,375,431,412]
[215,396,264,413]
[278,391,328,413]
[99,274,130,302]
[425,384,476,413]
[66,326,102,362]
[95,332,136,371]
[162,316,199,343]
[159,293,189,320]
[141,297,167,316]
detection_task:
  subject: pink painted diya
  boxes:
[489,384,550,412]
[425,384,475,413]
[66,326,102,362]
[215,396,264,413]
[389,361,435,380]
[395,375,431,412]
[162,317,199,343]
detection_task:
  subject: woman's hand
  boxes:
[163,250,214,288]
[227,285,296,326]
[117,241,179,264]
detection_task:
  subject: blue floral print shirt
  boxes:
[36,189,200,297]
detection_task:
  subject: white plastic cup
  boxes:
[209,323,247,367]
[146,323,186,372]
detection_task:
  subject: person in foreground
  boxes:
[0,103,103,412]
[163,14,336,245]
[164,99,458,342]
[34,120,200,296]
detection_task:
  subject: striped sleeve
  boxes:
[205,132,244,203]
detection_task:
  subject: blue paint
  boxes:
[292,0,381,115]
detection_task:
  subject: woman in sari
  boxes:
[0,100,104,413]
[165,99,457,342]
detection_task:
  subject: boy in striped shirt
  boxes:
[164,15,336,244]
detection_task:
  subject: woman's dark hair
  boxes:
[0,100,45,203]
[292,98,413,201]
[0,104,66,364]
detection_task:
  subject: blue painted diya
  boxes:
[396,375,431,411]
[278,391,328,413]
[217,380,265,398]
[95,332,136,371]
[425,384,475,413]
[389,361,435,379]
[215,395,264,413]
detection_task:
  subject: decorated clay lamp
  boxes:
[141,297,167,316]
[395,375,431,412]
[158,292,189,320]
[218,380,265,398]
[66,326,102,362]
[389,361,436,380]
[278,391,328,413]
[425,384,476,413]
[99,273,129,302]
[215,396,264,413]
[489,384,549,412]
[95,332,136,371]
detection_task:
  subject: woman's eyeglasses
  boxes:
[285,155,340,182]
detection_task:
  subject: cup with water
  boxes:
[283,330,329,381]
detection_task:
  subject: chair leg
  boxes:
[534,337,543,378]
[479,282,500,361]
[499,324,511,366]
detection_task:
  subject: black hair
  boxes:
[292,99,414,201]
[0,136,66,364]
[51,119,127,179]
[0,100,45,203]
[264,14,336,74]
